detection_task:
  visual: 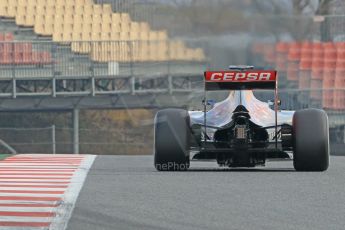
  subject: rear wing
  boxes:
[204,70,277,90]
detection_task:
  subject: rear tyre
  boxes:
[154,109,190,171]
[293,109,329,171]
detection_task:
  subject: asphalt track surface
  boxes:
[68,156,345,230]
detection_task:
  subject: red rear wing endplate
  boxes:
[204,70,277,90]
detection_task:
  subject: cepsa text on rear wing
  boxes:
[204,70,277,90]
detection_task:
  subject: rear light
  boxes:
[235,125,246,139]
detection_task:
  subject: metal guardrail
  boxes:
[0,74,204,98]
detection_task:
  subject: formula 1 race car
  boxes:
[154,66,329,171]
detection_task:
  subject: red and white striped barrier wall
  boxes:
[0,154,95,230]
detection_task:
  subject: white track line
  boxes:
[0,188,65,192]
[0,216,52,222]
[0,185,69,188]
[0,167,78,168]
[0,200,57,205]
[0,177,72,179]
[50,155,95,230]
[0,194,62,198]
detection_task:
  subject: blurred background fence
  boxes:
[0,40,205,79]
[0,125,152,155]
